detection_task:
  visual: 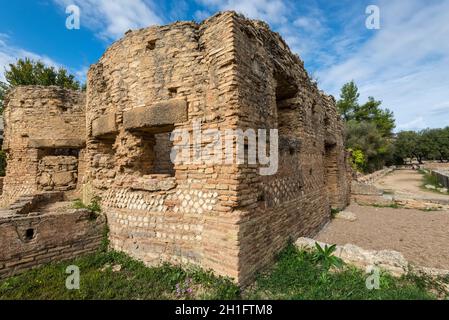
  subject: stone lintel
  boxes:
[123,98,187,132]
[28,139,85,149]
[92,113,118,138]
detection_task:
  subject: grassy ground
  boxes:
[1,243,447,300]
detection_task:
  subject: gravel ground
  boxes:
[316,203,449,270]
[375,169,449,202]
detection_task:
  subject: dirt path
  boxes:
[375,169,449,202]
[316,203,449,270]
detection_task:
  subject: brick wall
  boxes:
[83,12,350,284]
[0,204,105,279]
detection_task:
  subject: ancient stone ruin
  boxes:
[0,12,350,284]
[0,86,104,278]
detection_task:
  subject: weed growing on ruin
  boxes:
[72,196,102,218]
[330,208,341,219]
[244,244,443,300]
[312,243,344,272]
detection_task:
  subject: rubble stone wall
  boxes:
[1,86,86,206]
[84,11,350,284]
[0,12,350,285]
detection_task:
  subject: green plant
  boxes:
[0,150,7,176]
[312,243,344,271]
[72,197,102,214]
[87,196,101,213]
[330,208,341,219]
[72,197,102,221]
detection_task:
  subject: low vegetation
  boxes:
[1,242,446,300]
[72,197,102,214]
[419,170,449,195]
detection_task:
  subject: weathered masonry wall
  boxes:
[1,86,86,207]
[84,11,350,284]
[230,15,350,283]
[85,12,243,279]
[0,193,105,279]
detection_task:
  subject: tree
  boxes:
[336,81,359,121]
[0,58,81,113]
[394,131,420,164]
[346,120,393,172]
[337,81,396,172]
[394,128,449,164]
[355,97,395,138]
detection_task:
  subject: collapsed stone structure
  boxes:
[1,12,350,284]
[0,86,104,279]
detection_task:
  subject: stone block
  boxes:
[123,99,187,132]
[28,139,85,149]
[52,172,74,186]
[92,113,118,138]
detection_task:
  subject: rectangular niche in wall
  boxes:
[275,72,298,138]
[36,148,80,191]
[131,130,175,177]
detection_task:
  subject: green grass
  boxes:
[0,250,239,300]
[419,170,449,195]
[1,243,447,300]
[245,244,447,300]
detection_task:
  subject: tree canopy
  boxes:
[0,58,81,113]
[337,81,396,172]
[394,128,449,164]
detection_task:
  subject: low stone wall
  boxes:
[0,198,105,279]
[351,181,383,196]
[356,167,394,184]
[432,170,449,189]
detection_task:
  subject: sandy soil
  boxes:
[316,203,449,270]
[375,169,449,202]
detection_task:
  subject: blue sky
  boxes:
[1,0,448,131]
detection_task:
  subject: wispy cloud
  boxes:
[316,0,449,130]
[0,33,86,83]
[196,0,289,24]
[53,0,164,41]
[0,34,60,82]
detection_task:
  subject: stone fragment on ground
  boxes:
[295,237,408,276]
[335,211,357,221]
[425,185,436,190]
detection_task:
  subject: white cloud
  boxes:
[194,10,211,21]
[0,35,60,82]
[316,0,449,130]
[396,117,427,131]
[197,0,289,25]
[53,0,163,40]
[0,33,86,84]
